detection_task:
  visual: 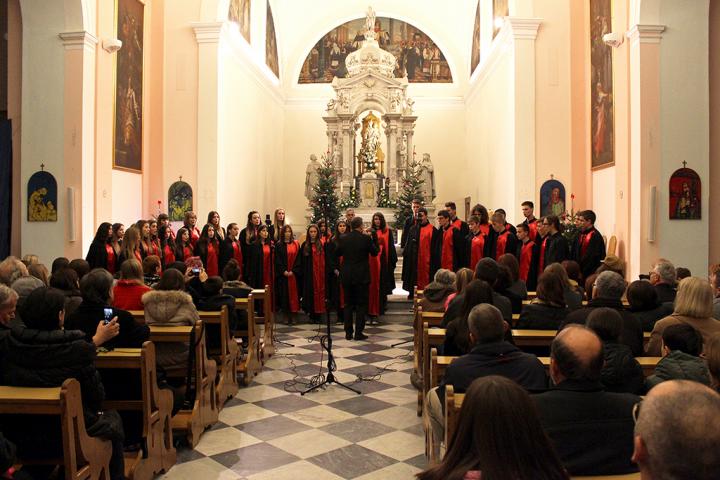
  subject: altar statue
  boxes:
[305,154,320,200]
[420,153,436,202]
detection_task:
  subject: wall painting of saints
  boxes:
[669,167,701,220]
[540,179,566,218]
[266,2,279,78]
[228,0,251,43]
[470,1,481,75]
[493,0,509,39]
[590,0,614,169]
[168,181,193,222]
[27,170,58,222]
[113,0,144,173]
[298,17,452,84]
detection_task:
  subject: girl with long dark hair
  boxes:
[301,224,326,323]
[111,223,124,259]
[183,211,201,247]
[317,218,331,246]
[246,224,273,292]
[148,220,161,257]
[207,211,225,241]
[270,208,286,243]
[86,222,117,274]
[240,210,262,273]
[174,227,194,262]
[371,212,397,321]
[159,224,176,268]
[118,226,143,265]
[275,225,302,325]
[194,224,220,277]
[220,222,244,279]
[444,279,494,356]
[326,220,347,324]
[135,220,151,258]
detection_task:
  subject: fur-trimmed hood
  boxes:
[141,289,199,326]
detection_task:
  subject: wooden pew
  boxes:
[416,314,444,416]
[234,297,262,385]
[198,307,240,409]
[149,322,218,447]
[250,286,276,362]
[95,343,176,479]
[0,378,112,480]
[513,329,651,348]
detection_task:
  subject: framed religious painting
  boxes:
[266,2,279,78]
[470,1,481,75]
[27,170,58,222]
[168,181,193,222]
[112,0,144,173]
[540,179,566,218]
[228,0,251,43]
[493,0,509,38]
[669,166,701,220]
[590,0,615,169]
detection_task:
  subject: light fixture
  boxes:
[102,38,123,53]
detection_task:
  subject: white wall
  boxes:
[592,166,616,237]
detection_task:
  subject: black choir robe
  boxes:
[433,225,466,272]
[401,221,439,293]
[86,240,115,273]
[239,226,258,275]
[246,241,274,290]
[325,238,344,312]
[504,223,518,236]
[485,228,518,260]
[541,231,569,269]
[374,227,398,296]
[450,217,470,238]
[401,215,417,249]
[219,237,243,276]
[275,240,302,312]
[572,226,606,280]
[300,241,327,315]
[517,240,539,291]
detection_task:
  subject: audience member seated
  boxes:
[0,257,27,287]
[49,267,83,316]
[443,280,494,356]
[498,254,528,300]
[472,258,512,321]
[675,266,691,281]
[0,286,18,339]
[706,333,720,392]
[20,254,38,267]
[650,260,677,303]
[10,273,44,310]
[142,255,161,286]
[626,280,674,331]
[545,263,583,310]
[516,271,568,330]
[112,259,152,311]
[197,276,242,332]
[27,263,49,286]
[68,258,91,280]
[420,269,456,313]
[65,268,149,348]
[587,308,644,394]
[419,376,568,480]
[141,269,199,374]
[443,267,473,311]
[647,277,720,355]
[562,271,644,356]
[645,323,710,389]
[0,287,125,480]
[533,325,640,476]
[561,260,585,299]
[427,304,547,453]
[495,265,523,314]
[632,380,720,480]
[50,256,70,277]
[709,263,720,320]
[585,254,626,299]
[222,259,252,299]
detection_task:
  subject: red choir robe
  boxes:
[301,242,326,315]
[162,244,175,267]
[487,229,518,261]
[416,222,436,290]
[206,241,219,277]
[276,240,301,313]
[573,226,606,280]
[467,232,486,270]
[150,239,161,258]
[105,244,117,274]
[189,226,201,247]
[524,218,538,242]
[479,224,491,236]
[538,235,549,281]
[518,240,538,290]
[368,242,383,317]
[437,225,466,272]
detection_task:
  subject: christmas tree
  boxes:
[394,158,425,228]
[310,154,341,230]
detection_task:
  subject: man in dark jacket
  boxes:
[571,210,606,280]
[337,217,379,340]
[561,271,644,356]
[540,215,569,269]
[473,258,512,322]
[427,304,547,452]
[650,260,677,304]
[533,325,640,476]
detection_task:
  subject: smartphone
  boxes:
[265,214,272,226]
[103,308,113,325]
[192,267,201,276]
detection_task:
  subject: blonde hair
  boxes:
[455,268,474,295]
[22,254,39,267]
[674,277,714,318]
[705,333,720,387]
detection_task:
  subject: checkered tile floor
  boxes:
[160,315,426,479]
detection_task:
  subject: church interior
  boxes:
[1,0,720,479]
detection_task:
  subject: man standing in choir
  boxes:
[572,209,606,281]
[401,198,422,249]
[465,215,486,271]
[486,212,518,260]
[540,215,569,269]
[337,217,378,340]
[401,208,436,298]
[521,201,538,242]
[435,210,465,272]
[345,208,356,223]
[516,223,538,291]
[445,202,469,237]
[494,209,517,236]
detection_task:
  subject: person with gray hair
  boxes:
[562,270,644,355]
[632,380,720,479]
[533,325,641,476]
[0,256,28,286]
[425,303,547,455]
[420,268,456,313]
[650,260,677,303]
[0,285,19,330]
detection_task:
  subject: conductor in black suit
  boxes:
[336,216,379,340]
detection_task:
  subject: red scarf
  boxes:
[495,231,509,260]
[134,249,142,263]
[470,233,485,270]
[182,245,193,261]
[262,243,273,290]
[190,227,200,247]
[150,240,161,257]
[163,244,175,267]
[479,224,490,236]
[441,225,456,270]
[417,223,434,290]
[519,240,535,282]
[311,243,326,313]
[527,219,538,241]
[580,228,595,258]
[369,243,382,316]
[105,244,116,274]
[452,218,463,230]
[231,239,243,278]
[376,228,391,268]
[538,236,548,276]
[285,241,300,312]
[206,241,219,276]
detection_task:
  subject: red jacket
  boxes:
[112,280,152,311]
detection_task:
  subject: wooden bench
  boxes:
[416,314,444,416]
[0,378,112,480]
[95,343,176,479]
[513,329,651,348]
[234,297,262,385]
[250,286,276,362]
[149,322,218,447]
[198,307,240,407]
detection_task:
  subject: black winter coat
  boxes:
[65,301,150,349]
[516,302,569,330]
[600,342,644,395]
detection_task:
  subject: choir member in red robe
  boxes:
[174,227,194,262]
[372,212,398,316]
[136,220,152,258]
[486,212,518,260]
[434,210,466,272]
[158,213,175,242]
[571,209,606,280]
[326,220,347,324]
[317,218,332,246]
[118,225,143,265]
[301,224,327,323]
[401,208,438,295]
[521,200,539,242]
[159,225,176,269]
[148,220,161,258]
[195,224,220,277]
[470,203,491,236]
[494,209,517,236]
[246,224,274,291]
[269,208,286,243]
[207,211,226,241]
[466,215,486,271]
[240,211,262,275]
[516,223,538,291]
[445,201,469,237]
[183,211,201,247]
[111,223,124,260]
[86,222,117,274]
[274,225,301,325]
[220,223,243,279]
